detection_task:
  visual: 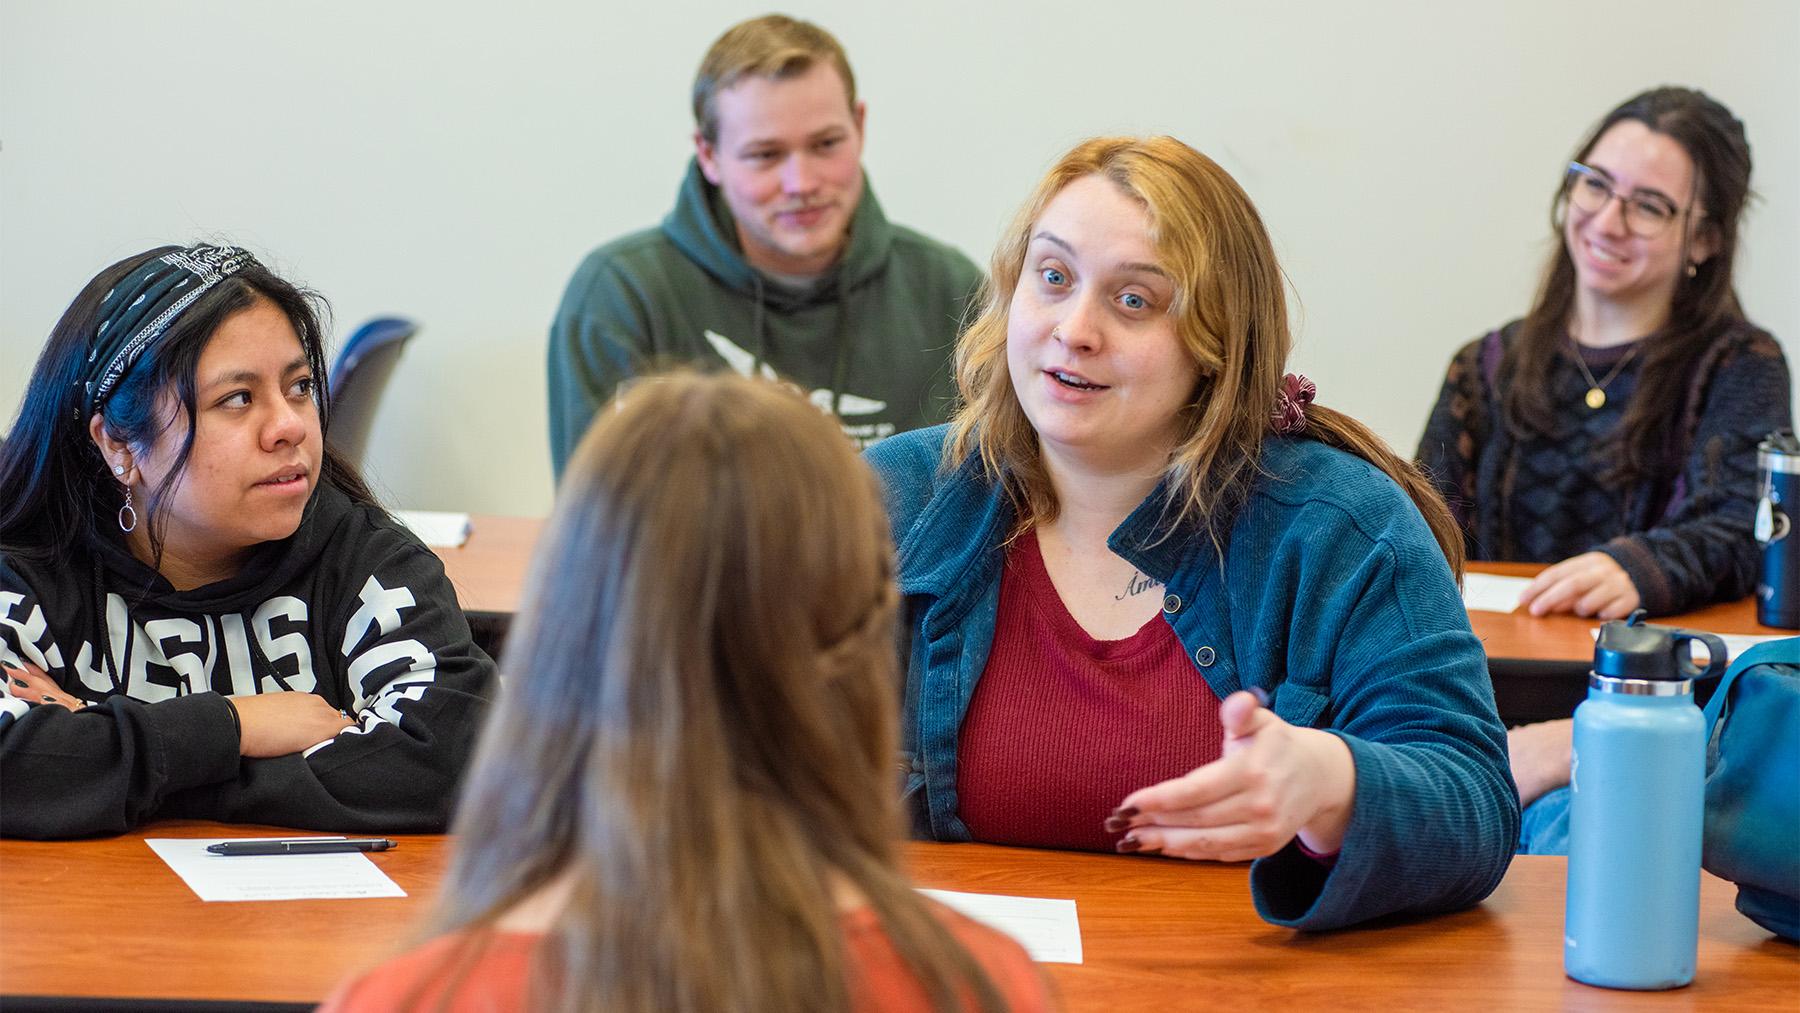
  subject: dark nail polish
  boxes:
[1116,836,1141,853]
[1103,816,1131,834]
[1111,806,1139,821]
[1248,686,1270,707]
[11,677,28,688]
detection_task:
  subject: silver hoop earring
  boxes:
[118,488,138,533]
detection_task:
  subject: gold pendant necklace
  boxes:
[1570,339,1639,410]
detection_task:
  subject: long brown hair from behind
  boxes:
[430,372,1008,1012]
[947,136,1463,575]
[1505,87,1753,488]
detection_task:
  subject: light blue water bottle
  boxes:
[1565,613,1725,989]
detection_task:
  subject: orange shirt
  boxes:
[323,902,1052,1011]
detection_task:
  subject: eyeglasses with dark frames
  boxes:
[1564,162,1692,239]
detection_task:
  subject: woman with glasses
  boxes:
[1418,89,1792,849]
[1418,86,1791,622]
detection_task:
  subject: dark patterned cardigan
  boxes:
[1416,319,1791,615]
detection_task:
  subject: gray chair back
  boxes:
[328,317,418,467]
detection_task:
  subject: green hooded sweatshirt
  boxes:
[547,159,982,477]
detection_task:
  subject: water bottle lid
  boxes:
[1593,618,1684,679]
[1591,610,1729,683]
[1761,428,1800,473]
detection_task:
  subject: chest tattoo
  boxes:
[1113,570,1165,601]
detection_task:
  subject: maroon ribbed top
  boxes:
[955,529,1223,852]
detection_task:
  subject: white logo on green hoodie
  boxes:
[703,329,888,417]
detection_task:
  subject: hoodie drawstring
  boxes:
[751,271,858,421]
[828,291,853,419]
[750,273,769,378]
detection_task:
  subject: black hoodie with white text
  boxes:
[0,485,494,839]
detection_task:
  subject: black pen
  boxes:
[206,838,398,856]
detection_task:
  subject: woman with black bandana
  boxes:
[0,244,493,839]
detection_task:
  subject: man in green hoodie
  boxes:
[546,14,983,478]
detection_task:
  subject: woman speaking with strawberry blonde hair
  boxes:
[868,136,1517,931]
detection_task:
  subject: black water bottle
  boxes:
[1756,430,1800,629]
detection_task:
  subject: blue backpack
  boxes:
[1700,637,1800,940]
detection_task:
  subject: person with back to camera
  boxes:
[546,13,982,478]
[323,372,1049,1012]
[0,244,494,839]
[865,136,1518,931]
[1413,88,1794,844]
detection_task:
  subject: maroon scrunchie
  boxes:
[1271,373,1316,435]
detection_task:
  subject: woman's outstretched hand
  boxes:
[1107,690,1357,861]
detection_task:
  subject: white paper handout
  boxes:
[1462,573,1533,613]
[919,888,1083,963]
[1706,632,1791,661]
[394,510,473,548]
[146,838,407,902]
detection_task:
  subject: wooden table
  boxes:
[1464,561,1786,723]
[1463,561,1780,663]
[434,514,543,622]
[438,519,1780,651]
[2,823,1792,1010]
[434,519,1786,721]
[432,514,543,659]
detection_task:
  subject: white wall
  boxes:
[4,1,1795,516]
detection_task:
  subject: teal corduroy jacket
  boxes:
[865,426,1519,931]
